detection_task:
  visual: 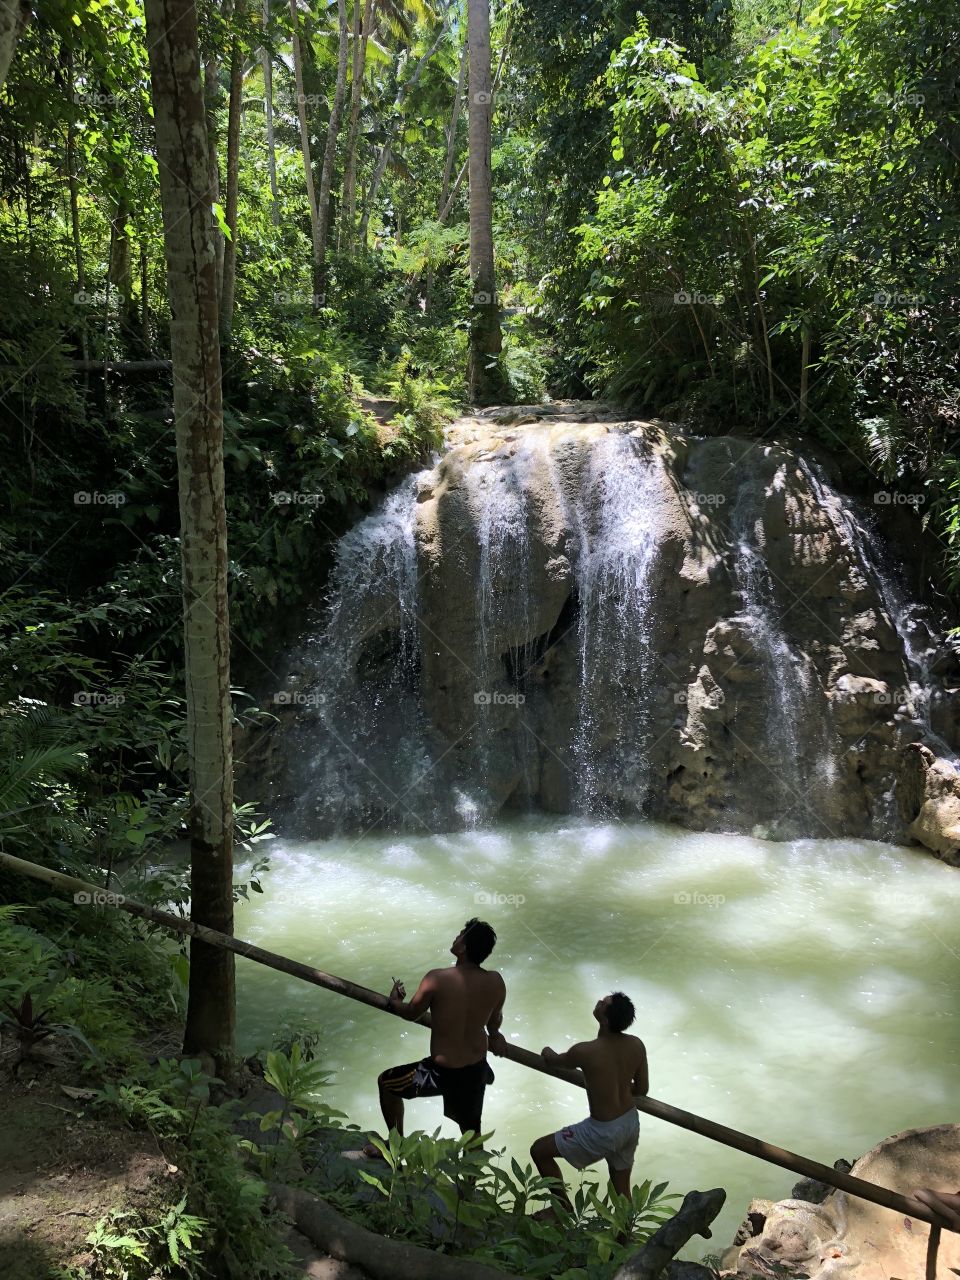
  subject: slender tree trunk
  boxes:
[204,56,225,295]
[337,0,361,254]
[466,0,503,404]
[412,44,468,312]
[799,322,811,422]
[314,0,349,298]
[108,199,132,300]
[439,157,467,222]
[66,80,84,296]
[110,199,139,341]
[440,38,468,210]
[745,228,775,417]
[144,0,236,1070]
[107,151,141,341]
[220,5,244,344]
[290,0,324,294]
[65,57,88,364]
[140,241,150,348]
[0,0,30,92]
[262,0,280,224]
[103,224,115,382]
[358,21,449,244]
[340,0,373,253]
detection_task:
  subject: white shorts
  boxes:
[554,1108,639,1172]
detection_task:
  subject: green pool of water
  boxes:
[234,817,960,1253]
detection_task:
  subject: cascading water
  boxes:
[272,407,955,846]
[288,474,434,833]
[795,458,957,834]
[468,437,541,809]
[805,459,953,759]
[287,427,670,831]
[729,468,827,830]
[571,431,663,813]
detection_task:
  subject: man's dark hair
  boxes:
[606,991,635,1033]
[462,918,497,964]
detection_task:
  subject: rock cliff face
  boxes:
[272,403,960,853]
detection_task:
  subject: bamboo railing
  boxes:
[1,848,957,1251]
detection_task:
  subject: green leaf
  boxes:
[211,202,232,240]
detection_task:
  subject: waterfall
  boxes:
[473,445,534,669]
[801,459,955,761]
[468,439,540,810]
[272,408,952,845]
[572,431,663,813]
[729,466,829,831]
[288,474,434,833]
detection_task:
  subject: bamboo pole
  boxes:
[1,850,956,1238]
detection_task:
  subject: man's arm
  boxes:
[632,1041,649,1096]
[387,972,434,1021]
[486,979,507,1055]
[541,1041,587,1069]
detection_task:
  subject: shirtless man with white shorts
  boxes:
[531,991,647,1214]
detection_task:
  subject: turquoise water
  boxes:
[234,817,960,1250]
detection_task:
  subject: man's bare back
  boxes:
[559,1032,647,1121]
[531,992,647,1212]
[371,919,506,1151]
[416,963,506,1066]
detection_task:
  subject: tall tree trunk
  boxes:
[413,41,467,311]
[65,56,88,363]
[314,0,349,298]
[140,240,150,348]
[439,38,468,211]
[109,197,139,340]
[220,6,244,344]
[439,156,467,222]
[799,322,811,422]
[204,56,225,295]
[66,66,85,298]
[0,0,30,92]
[108,199,132,299]
[466,0,503,404]
[262,0,280,225]
[144,0,236,1071]
[339,0,373,254]
[290,0,324,294]
[107,151,141,341]
[358,21,449,244]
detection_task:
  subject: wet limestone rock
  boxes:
[727,1124,960,1279]
[410,409,958,841]
[906,744,960,865]
[272,401,960,846]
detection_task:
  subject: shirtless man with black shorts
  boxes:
[365,918,506,1155]
[530,991,647,1215]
